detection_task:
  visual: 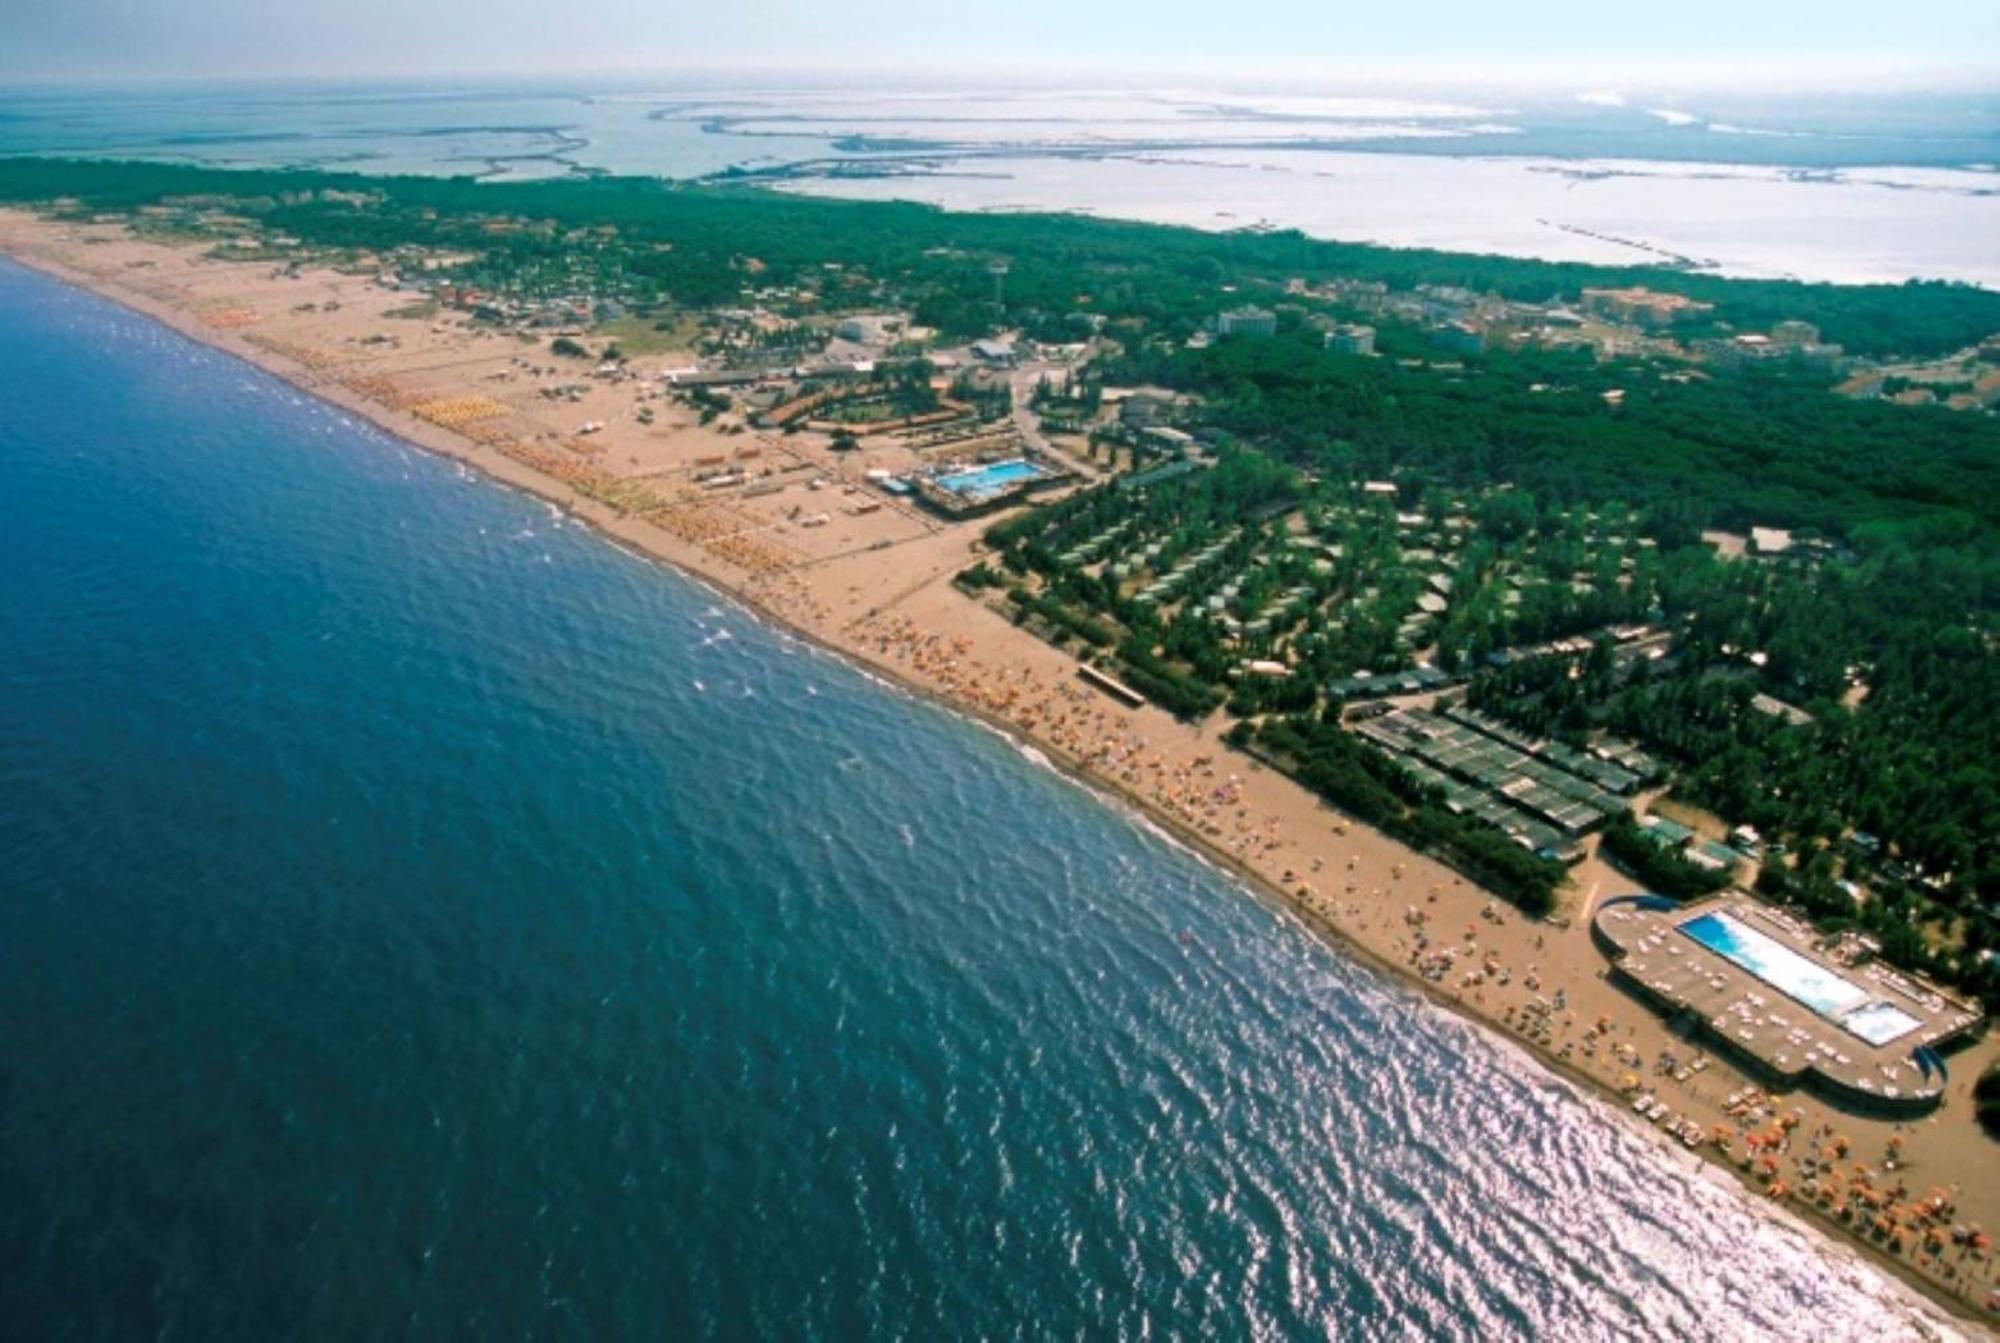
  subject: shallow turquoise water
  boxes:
[0,261,1963,1339]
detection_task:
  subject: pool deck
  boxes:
[914,455,1069,518]
[935,460,1046,498]
[1593,893,1985,1113]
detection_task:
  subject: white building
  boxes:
[1216,306,1277,337]
[1325,323,1376,355]
[835,314,900,345]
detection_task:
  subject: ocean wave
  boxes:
[0,257,1970,1341]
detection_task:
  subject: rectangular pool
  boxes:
[1842,1000,1923,1046]
[1681,911,1867,1017]
[1678,911,1920,1044]
[934,459,1048,502]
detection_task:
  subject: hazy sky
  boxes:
[2,0,1996,86]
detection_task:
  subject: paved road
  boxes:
[1010,360,1101,480]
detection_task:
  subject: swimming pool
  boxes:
[933,459,1048,501]
[1679,911,1921,1044]
[1842,1000,1924,1047]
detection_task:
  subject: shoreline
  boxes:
[2,233,1991,1335]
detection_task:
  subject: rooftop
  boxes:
[1594,893,1983,1113]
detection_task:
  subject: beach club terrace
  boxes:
[1594,893,1985,1114]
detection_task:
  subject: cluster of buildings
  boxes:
[1838,353,2000,413]
[1310,281,1587,357]
[1266,276,1987,397]
[1579,285,1714,329]
[1633,814,1749,878]
[1323,622,1670,704]
[1351,702,1652,860]
[1706,524,1851,570]
[1691,320,1845,372]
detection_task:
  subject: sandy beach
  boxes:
[2,208,1993,1331]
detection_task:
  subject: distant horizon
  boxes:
[1,60,1997,98]
[3,0,1996,94]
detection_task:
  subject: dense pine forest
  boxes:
[3,156,1999,356]
[0,154,1993,1004]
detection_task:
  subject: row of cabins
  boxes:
[1322,624,1672,705]
[1131,530,1243,609]
[1352,705,1644,859]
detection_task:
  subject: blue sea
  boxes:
[0,260,1964,1339]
